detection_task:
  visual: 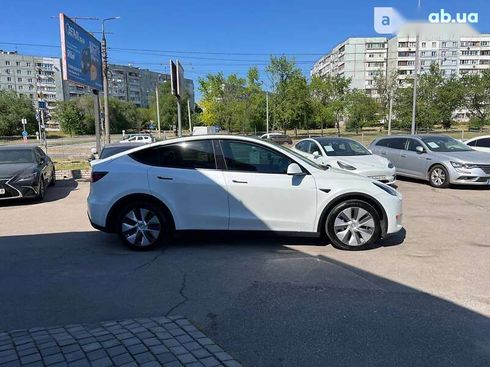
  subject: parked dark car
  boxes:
[0,145,55,201]
[99,142,145,160]
[260,133,293,145]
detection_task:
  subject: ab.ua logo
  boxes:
[428,9,478,24]
[374,7,405,34]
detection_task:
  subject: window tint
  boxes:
[406,138,423,152]
[308,142,321,154]
[220,140,292,174]
[130,140,216,169]
[295,141,307,152]
[478,138,490,148]
[376,138,407,150]
[466,140,477,147]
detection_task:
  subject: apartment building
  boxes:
[0,51,64,114]
[312,23,489,93]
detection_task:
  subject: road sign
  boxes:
[149,123,155,130]
[22,131,28,137]
[21,118,27,125]
[38,101,46,109]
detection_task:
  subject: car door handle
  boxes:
[157,176,173,180]
[232,179,248,184]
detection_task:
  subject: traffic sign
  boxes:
[22,131,28,137]
[21,118,27,125]
[38,101,46,109]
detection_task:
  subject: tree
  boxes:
[54,100,86,136]
[0,91,37,136]
[374,70,398,127]
[266,56,310,132]
[309,75,351,135]
[461,69,490,130]
[346,90,380,134]
[243,67,266,133]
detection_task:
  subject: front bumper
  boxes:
[375,192,403,237]
[359,168,397,185]
[0,177,39,201]
[448,166,490,186]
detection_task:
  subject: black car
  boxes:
[99,142,145,160]
[0,145,55,201]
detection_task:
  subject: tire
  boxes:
[325,200,381,251]
[49,168,56,187]
[429,165,450,188]
[35,177,45,201]
[116,201,169,251]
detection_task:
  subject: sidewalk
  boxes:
[0,316,241,367]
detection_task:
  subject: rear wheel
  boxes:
[325,200,381,251]
[429,165,450,188]
[117,201,169,251]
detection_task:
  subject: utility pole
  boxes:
[177,100,182,137]
[411,33,420,135]
[187,99,192,135]
[101,16,120,144]
[155,86,161,139]
[93,90,102,154]
[388,92,393,135]
[266,92,269,134]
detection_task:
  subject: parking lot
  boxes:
[0,179,489,366]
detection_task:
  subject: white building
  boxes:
[312,23,490,94]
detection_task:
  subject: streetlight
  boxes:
[101,16,120,144]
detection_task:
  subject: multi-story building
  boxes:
[0,51,64,115]
[65,64,195,109]
[312,23,489,94]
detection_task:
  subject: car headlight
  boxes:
[388,161,394,169]
[373,181,398,196]
[337,161,357,170]
[450,161,477,169]
[14,172,38,183]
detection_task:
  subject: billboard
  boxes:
[59,13,103,91]
[170,59,185,98]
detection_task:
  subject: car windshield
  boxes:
[271,141,327,170]
[319,138,371,156]
[420,136,474,152]
[0,149,35,164]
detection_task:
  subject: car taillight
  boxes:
[91,171,108,183]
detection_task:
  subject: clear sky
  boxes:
[0,0,488,99]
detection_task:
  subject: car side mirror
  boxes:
[312,151,320,158]
[287,163,305,176]
[416,146,425,154]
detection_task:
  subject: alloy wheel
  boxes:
[121,208,162,247]
[431,168,446,186]
[332,207,375,247]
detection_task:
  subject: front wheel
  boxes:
[117,201,169,251]
[429,165,450,188]
[325,200,381,250]
[35,178,45,201]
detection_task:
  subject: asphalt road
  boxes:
[0,179,489,367]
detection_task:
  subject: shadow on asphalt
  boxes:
[0,179,79,207]
[0,229,488,366]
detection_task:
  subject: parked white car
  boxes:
[120,135,154,144]
[88,135,403,251]
[465,135,490,153]
[293,137,396,185]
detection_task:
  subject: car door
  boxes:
[375,138,406,172]
[35,148,51,184]
[219,139,318,232]
[143,140,229,230]
[399,138,431,178]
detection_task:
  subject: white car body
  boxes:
[120,135,153,144]
[465,135,490,153]
[88,135,403,249]
[293,137,396,185]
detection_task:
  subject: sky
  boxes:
[1,0,489,100]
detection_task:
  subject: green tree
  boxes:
[346,90,380,134]
[374,70,398,127]
[266,56,310,132]
[54,100,86,136]
[243,67,266,133]
[0,91,37,136]
[461,69,490,130]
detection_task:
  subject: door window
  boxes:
[220,140,292,174]
[308,142,321,154]
[406,138,424,152]
[377,138,407,150]
[130,140,216,169]
[477,138,490,148]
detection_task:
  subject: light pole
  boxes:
[101,16,120,144]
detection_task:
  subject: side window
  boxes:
[406,139,423,152]
[375,139,389,147]
[466,140,477,147]
[220,140,293,174]
[308,142,321,154]
[130,140,216,169]
[478,138,490,148]
[382,138,407,150]
[295,141,307,152]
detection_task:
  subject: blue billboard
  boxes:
[59,13,103,91]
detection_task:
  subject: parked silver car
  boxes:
[368,135,490,188]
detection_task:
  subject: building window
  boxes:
[27,70,32,75]
[432,42,437,48]
[5,69,10,74]
[7,85,12,89]
[431,51,437,57]
[26,62,31,67]
[422,42,426,48]
[5,61,10,66]
[16,61,20,66]
[16,70,21,74]
[17,77,22,82]
[6,77,11,82]
[18,85,23,90]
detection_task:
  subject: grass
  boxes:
[53,160,90,171]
